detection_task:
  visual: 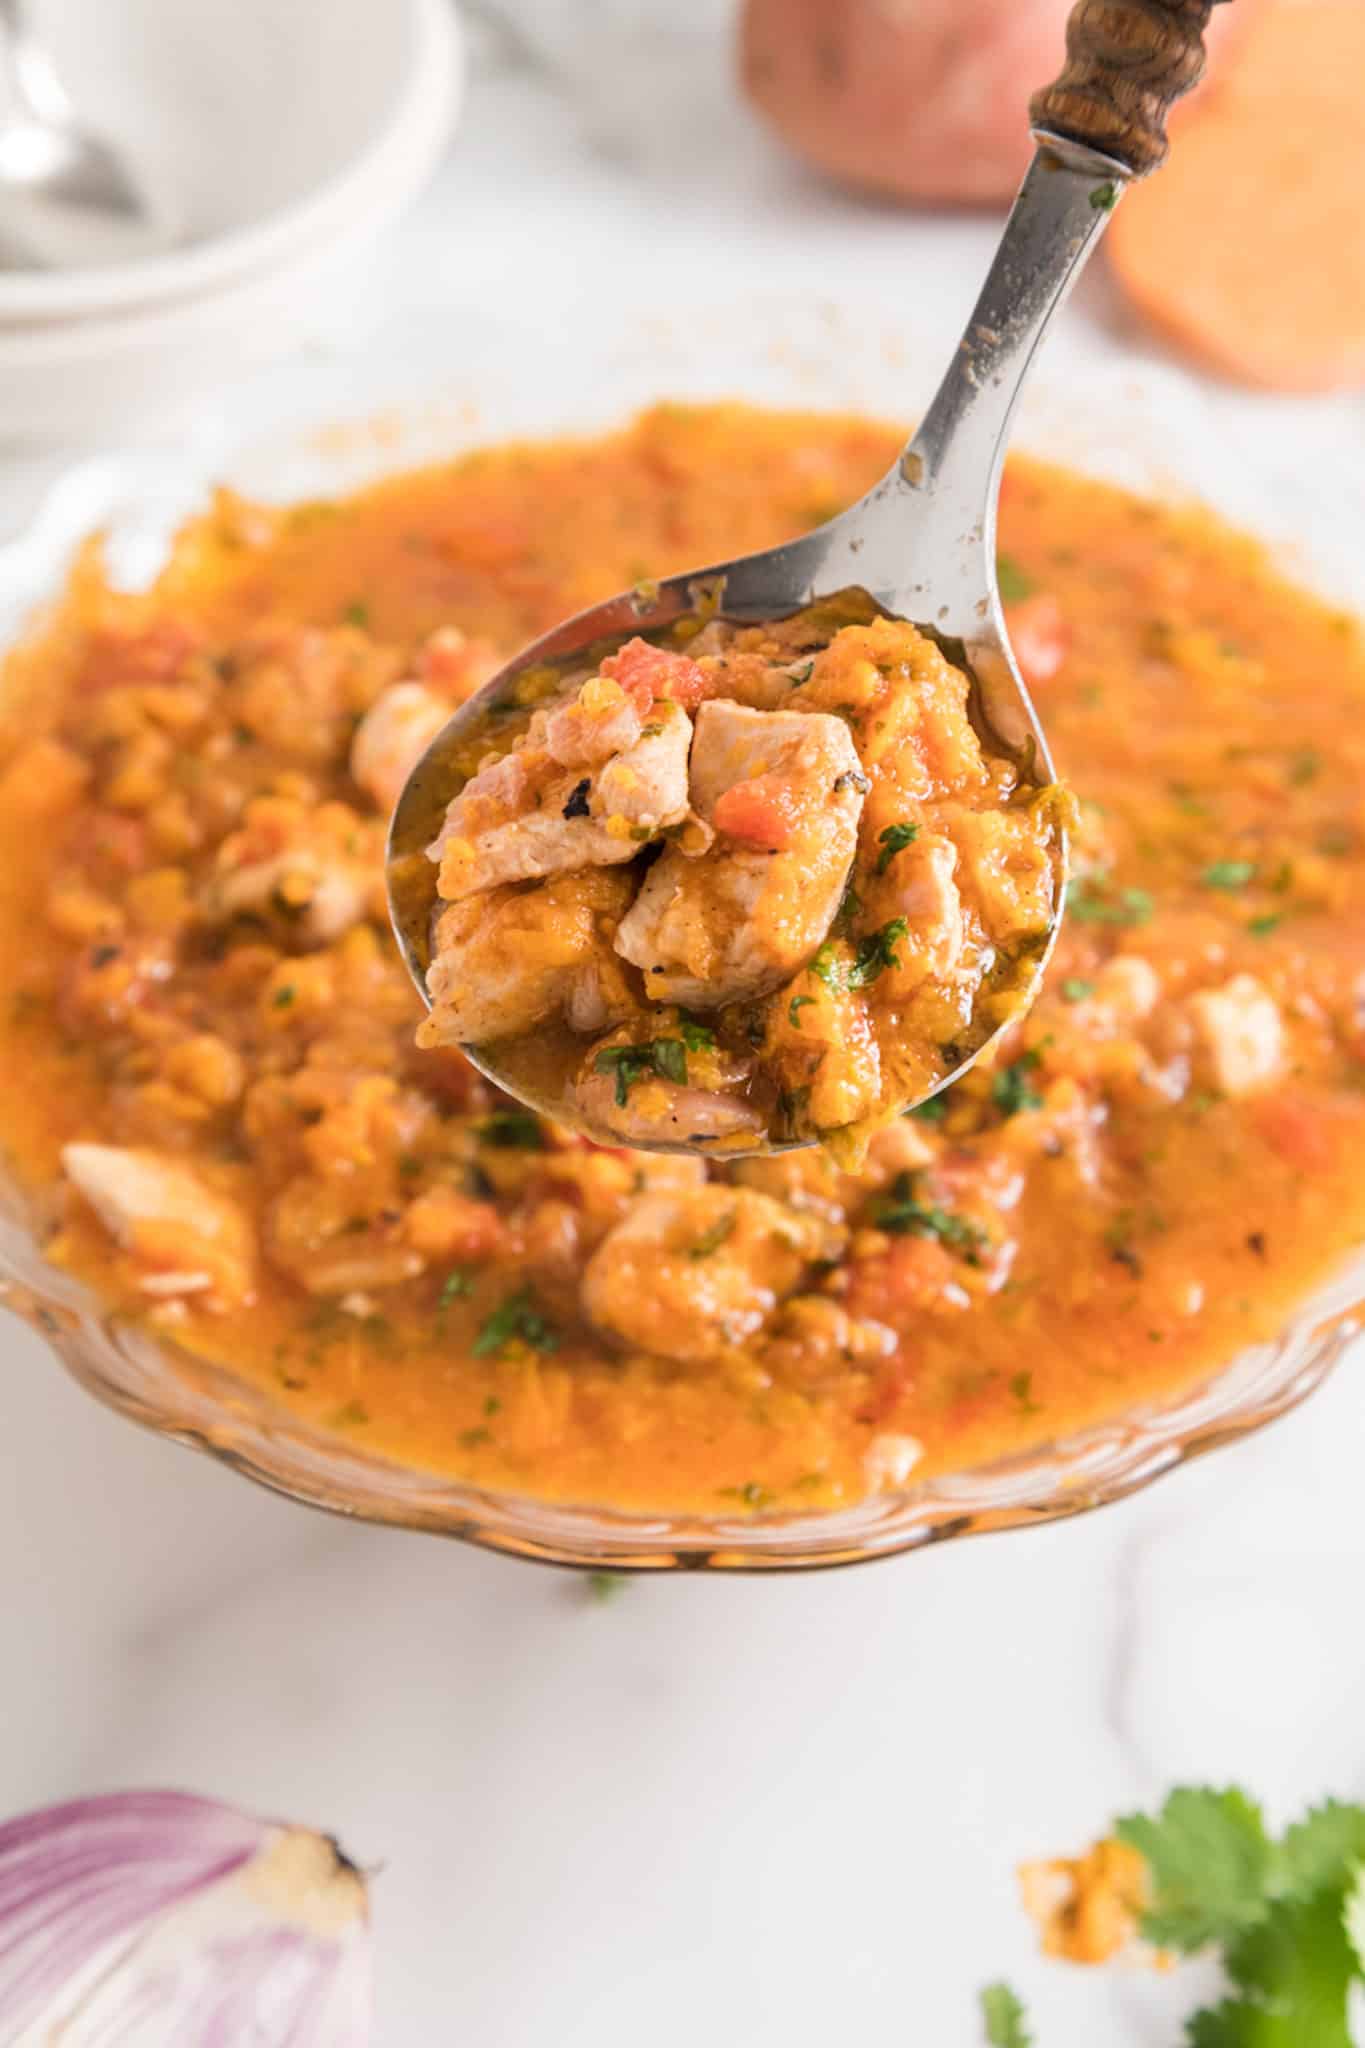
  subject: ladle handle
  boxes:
[1030,0,1228,177]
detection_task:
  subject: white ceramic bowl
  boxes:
[0,0,461,437]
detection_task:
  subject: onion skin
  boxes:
[739,0,1256,209]
[0,1789,371,2045]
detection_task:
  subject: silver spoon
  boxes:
[0,0,174,270]
[388,0,1222,1152]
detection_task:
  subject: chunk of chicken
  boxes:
[420,869,635,1047]
[613,700,865,1007]
[570,1017,765,1147]
[860,832,966,995]
[206,797,378,947]
[571,1067,765,1147]
[430,697,692,902]
[62,1143,254,1307]
[580,1184,841,1363]
[1187,972,1284,1096]
[350,681,449,814]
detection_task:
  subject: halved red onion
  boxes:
[0,1789,370,2044]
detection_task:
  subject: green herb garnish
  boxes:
[789,994,816,1029]
[1066,875,1153,927]
[1061,977,1094,1003]
[594,1038,689,1107]
[438,1268,472,1308]
[909,1096,949,1123]
[1203,859,1256,890]
[810,943,843,990]
[874,820,920,875]
[996,554,1037,603]
[1089,180,1119,211]
[477,1110,545,1149]
[980,1982,1032,2047]
[874,1173,984,1254]
[1248,913,1282,937]
[991,1049,1044,1117]
[585,1570,629,1604]
[679,1018,716,1053]
[272,985,296,1008]
[342,599,370,628]
[473,1287,559,1358]
[848,917,909,989]
[689,1211,737,1260]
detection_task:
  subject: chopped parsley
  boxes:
[908,1095,949,1123]
[585,1570,629,1604]
[1203,858,1256,890]
[788,659,814,685]
[1060,977,1094,1002]
[1066,874,1153,926]
[874,820,921,875]
[847,917,909,989]
[874,1172,984,1255]
[561,778,591,819]
[272,985,296,1008]
[342,598,370,628]
[789,993,816,1029]
[472,1287,559,1358]
[991,1048,1044,1117]
[1089,179,1119,211]
[1248,913,1282,937]
[719,1480,775,1510]
[594,1037,689,1107]
[679,1017,716,1053]
[477,1110,544,1149]
[810,942,842,990]
[1009,1371,1041,1415]
[688,1211,736,1260]
[1288,748,1321,785]
[438,1268,473,1308]
[996,553,1037,603]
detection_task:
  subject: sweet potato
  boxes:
[1108,0,1365,391]
[740,0,1252,210]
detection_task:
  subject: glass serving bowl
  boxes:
[1,299,1360,1570]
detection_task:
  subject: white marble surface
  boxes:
[4,8,1365,2044]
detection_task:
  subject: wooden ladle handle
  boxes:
[1029,0,1230,178]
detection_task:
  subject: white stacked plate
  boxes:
[0,0,461,438]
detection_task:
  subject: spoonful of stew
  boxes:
[387,0,1223,1159]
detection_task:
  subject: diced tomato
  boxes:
[80,620,204,692]
[600,636,709,710]
[417,626,502,704]
[1252,1091,1338,1174]
[1006,592,1070,688]
[712,774,799,850]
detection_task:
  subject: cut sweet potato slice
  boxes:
[1108,0,1365,392]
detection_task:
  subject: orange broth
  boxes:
[1,401,1363,1514]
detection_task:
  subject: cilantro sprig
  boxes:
[980,1983,1032,2046]
[986,1787,1365,2045]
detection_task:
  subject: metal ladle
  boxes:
[388,0,1225,1152]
